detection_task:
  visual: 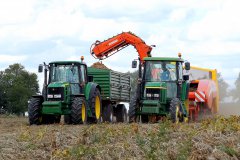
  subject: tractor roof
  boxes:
[143,57,184,62]
[49,61,85,65]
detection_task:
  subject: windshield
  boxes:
[144,61,177,82]
[50,64,79,83]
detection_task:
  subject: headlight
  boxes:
[154,94,159,98]
[146,93,151,97]
[54,94,62,98]
[47,94,53,98]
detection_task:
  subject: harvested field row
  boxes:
[0,116,239,160]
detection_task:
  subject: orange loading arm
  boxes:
[90,32,152,63]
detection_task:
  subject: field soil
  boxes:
[0,115,239,160]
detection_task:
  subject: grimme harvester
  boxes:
[90,31,219,122]
[187,66,219,121]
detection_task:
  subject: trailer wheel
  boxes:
[71,97,87,124]
[28,98,43,125]
[129,97,139,123]
[170,98,184,123]
[90,89,102,123]
[115,104,127,122]
[103,103,113,122]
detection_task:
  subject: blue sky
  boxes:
[0,0,239,89]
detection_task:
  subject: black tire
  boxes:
[71,97,87,124]
[103,103,113,122]
[128,97,139,123]
[116,104,127,122]
[169,98,184,123]
[28,98,43,125]
[89,89,102,123]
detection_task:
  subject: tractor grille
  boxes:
[47,87,64,101]
[145,88,161,100]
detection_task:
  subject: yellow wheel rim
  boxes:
[175,105,179,124]
[95,96,101,119]
[82,102,86,122]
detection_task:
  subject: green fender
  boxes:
[84,82,101,105]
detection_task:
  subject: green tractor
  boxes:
[129,56,191,123]
[28,60,102,125]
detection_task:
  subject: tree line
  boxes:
[0,64,39,115]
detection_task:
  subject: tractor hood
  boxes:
[143,81,167,103]
[145,82,167,89]
[48,82,70,88]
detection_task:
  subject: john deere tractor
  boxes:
[28,60,102,125]
[129,55,191,123]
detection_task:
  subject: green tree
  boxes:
[232,72,240,103]
[0,64,39,114]
[217,73,229,101]
[127,70,138,97]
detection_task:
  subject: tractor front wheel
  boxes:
[28,98,43,125]
[71,97,87,124]
[170,98,184,123]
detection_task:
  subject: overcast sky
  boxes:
[0,0,239,89]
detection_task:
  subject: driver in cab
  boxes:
[161,62,170,81]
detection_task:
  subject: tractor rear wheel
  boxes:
[115,104,127,122]
[129,97,139,123]
[71,97,87,124]
[28,98,43,125]
[90,89,102,123]
[103,103,113,122]
[170,98,184,123]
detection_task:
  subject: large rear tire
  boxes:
[71,97,87,124]
[170,98,184,123]
[28,98,43,125]
[128,97,139,123]
[90,89,102,123]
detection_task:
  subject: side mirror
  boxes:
[88,76,93,82]
[183,75,189,81]
[185,62,190,70]
[132,60,137,68]
[38,64,43,73]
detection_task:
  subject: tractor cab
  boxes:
[39,61,88,101]
[47,61,87,97]
[139,57,190,120]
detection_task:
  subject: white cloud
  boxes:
[0,0,35,25]
[0,54,27,63]
[187,1,240,41]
